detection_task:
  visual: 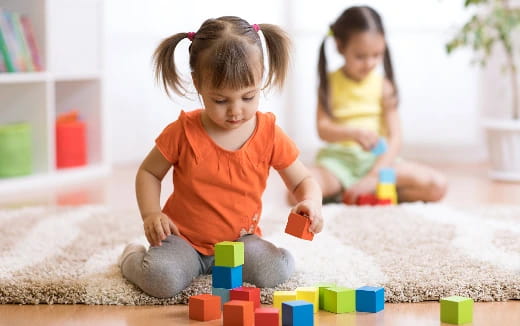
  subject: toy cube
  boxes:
[213,265,243,289]
[230,286,261,309]
[223,300,254,326]
[371,138,387,156]
[356,286,384,313]
[376,198,392,206]
[378,167,395,183]
[212,287,230,308]
[215,241,244,267]
[188,294,221,321]
[376,184,397,204]
[282,300,314,326]
[315,282,336,310]
[296,287,319,313]
[273,290,297,310]
[323,287,355,313]
[355,193,378,206]
[285,212,314,241]
[255,307,279,326]
[440,296,473,325]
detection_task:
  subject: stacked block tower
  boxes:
[212,241,244,305]
[376,167,397,205]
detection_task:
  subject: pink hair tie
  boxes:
[252,24,260,32]
[187,32,196,41]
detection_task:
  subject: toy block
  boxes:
[371,138,387,156]
[188,294,221,321]
[255,307,279,326]
[376,198,392,206]
[376,184,397,204]
[378,167,396,184]
[282,300,314,326]
[440,296,473,325]
[314,282,336,310]
[296,287,319,313]
[223,300,254,326]
[215,241,244,267]
[212,287,230,308]
[356,286,385,313]
[273,290,297,310]
[355,193,378,206]
[285,212,314,241]
[212,265,243,289]
[230,286,261,309]
[323,287,355,313]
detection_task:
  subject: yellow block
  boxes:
[377,183,398,204]
[273,290,297,310]
[296,287,319,313]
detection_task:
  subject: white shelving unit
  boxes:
[0,0,109,194]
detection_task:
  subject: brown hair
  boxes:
[318,6,398,116]
[153,16,291,97]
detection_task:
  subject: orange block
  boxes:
[188,294,221,321]
[230,286,261,309]
[284,212,314,241]
[223,300,254,326]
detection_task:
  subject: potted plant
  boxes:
[446,0,520,181]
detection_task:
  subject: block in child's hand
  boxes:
[371,138,387,156]
[284,212,314,240]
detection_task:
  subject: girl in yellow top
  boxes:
[314,6,447,204]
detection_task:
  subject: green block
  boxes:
[0,122,32,177]
[315,282,336,310]
[324,287,355,313]
[440,296,473,324]
[214,241,244,267]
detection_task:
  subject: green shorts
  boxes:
[316,144,377,188]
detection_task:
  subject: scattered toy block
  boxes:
[273,290,297,310]
[223,300,254,326]
[282,300,314,326]
[212,265,243,289]
[355,193,378,206]
[371,138,387,156]
[188,294,221,321]
[215,241,244,267]
[315,282,336,310]
[230,286,261,309]
[285,212,314,241]
[440,296,473,325]
[296,287,319,313]
[323,287,355,314]
[212,287,230,308]
[255,307,279,326]
[378,167,396,184]
[356,286,385,313]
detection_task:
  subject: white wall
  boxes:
[104,0,488,165]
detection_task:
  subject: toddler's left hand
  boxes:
[292,199,323,234]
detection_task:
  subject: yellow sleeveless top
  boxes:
[329,68,384,147]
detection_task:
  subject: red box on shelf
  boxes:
[56,120,87,168]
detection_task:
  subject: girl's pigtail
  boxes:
[257,24,290,89]
[318,37,330,116]
[383,47,398,99]
[153,33,190,97]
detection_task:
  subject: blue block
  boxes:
[282,300,314,326]
[356,286,384,313]
[378,167,396,184]
[212,287,230,308]
[212,265,242,289]
[371,138,387,156]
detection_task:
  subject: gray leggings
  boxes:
[120,234,295,298]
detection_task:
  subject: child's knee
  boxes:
[139,262,186,298]
[427,173,448,202]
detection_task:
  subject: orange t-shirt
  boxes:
[155,109,299,255]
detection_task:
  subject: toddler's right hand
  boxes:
[354,129,379,151]
[143,212,180,247]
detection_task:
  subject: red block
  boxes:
[255,307,279,326]
[223,300,254,326]
[188,294,221,321]
[376,198,392,206]
[230,286,261,309]
[56,120,87,168]
[284,212,314,241]
[355,194,379,206]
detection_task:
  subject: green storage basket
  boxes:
[0,122,32,177]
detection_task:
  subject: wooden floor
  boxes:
[1,162,519,326]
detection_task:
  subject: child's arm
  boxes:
[136,146,179,246]
[278,159,323,234]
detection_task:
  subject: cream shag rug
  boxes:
[0,203,519,305]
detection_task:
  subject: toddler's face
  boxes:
[338,31,386,81]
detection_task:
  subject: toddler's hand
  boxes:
[143,212,180,247]
[354,129,379,151]
[292,199,323,234]
[343,175,378,205]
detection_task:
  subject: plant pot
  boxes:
[482,118,520,182]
